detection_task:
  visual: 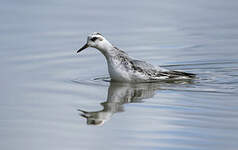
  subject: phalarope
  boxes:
[77,32,195,83]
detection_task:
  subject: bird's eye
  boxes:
[91,37,97,42]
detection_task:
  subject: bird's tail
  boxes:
[169,71,196,78]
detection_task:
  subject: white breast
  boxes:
[107,58,132,82]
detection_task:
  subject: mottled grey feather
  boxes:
[130,60,156,71]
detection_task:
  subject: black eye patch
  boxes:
[91,37,97,42]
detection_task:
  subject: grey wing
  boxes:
[130,59,195,79]
[130,59,156,70]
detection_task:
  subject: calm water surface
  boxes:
[0,0,238,150]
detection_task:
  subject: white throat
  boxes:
[95,39,115,58]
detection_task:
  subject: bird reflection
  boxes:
[78,82,162,125]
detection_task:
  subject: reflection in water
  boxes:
[78,82,161,125]
[78,79,193,126]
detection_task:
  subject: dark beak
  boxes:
[77,43,89,53]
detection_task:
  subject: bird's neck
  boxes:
[96,41,117,59]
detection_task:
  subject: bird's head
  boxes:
[77,32,112,53]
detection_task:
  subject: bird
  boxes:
[77,32,195,83]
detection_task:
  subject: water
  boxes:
[1,0,238,150]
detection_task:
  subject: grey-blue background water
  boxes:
[0,0,238,150]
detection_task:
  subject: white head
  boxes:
[77,32,113,54]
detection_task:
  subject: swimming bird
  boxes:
[77,32,195,83]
